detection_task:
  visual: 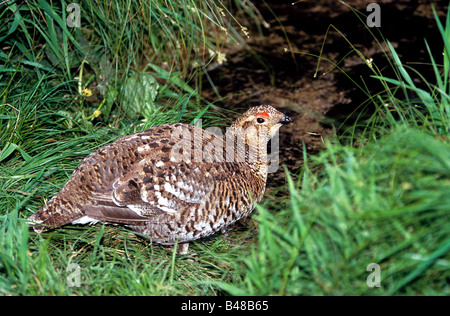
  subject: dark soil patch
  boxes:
[201,0,448,192]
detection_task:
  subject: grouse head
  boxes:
[225,105,292,175]
[229,105,292,143]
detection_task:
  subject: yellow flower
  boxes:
[93,110,101,118]
[82,88,93,97]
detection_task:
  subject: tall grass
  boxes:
[368,6,449,137]
[1,0,255,124]
[219,127,450,295]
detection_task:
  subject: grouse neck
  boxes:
[225,125,269,178]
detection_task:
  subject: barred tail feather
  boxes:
[27,196,84,232]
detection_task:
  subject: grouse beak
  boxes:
[279,114,293,125]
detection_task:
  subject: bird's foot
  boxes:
[177,243,190,255]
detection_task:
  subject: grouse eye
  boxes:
[257,117,265,124]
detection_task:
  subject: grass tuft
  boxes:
[218,126,449,295]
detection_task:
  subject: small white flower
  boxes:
[217,52,227,64]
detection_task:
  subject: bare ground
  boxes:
[201,0,448,191]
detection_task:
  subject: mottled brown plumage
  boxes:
[28,105,292,246]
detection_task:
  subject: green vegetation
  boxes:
[220,126,450,295]
[1,1,449,295]
[225,5,449,296]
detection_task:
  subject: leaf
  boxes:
[17,147,32,162]
[0,142,17,163]
[190,103,210,125]
[19,59,55,73]
[37,0,87,56]
[0,9,21,42]
[0,142,32,163]
[147,63,196,95]
[120,73,159,118]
